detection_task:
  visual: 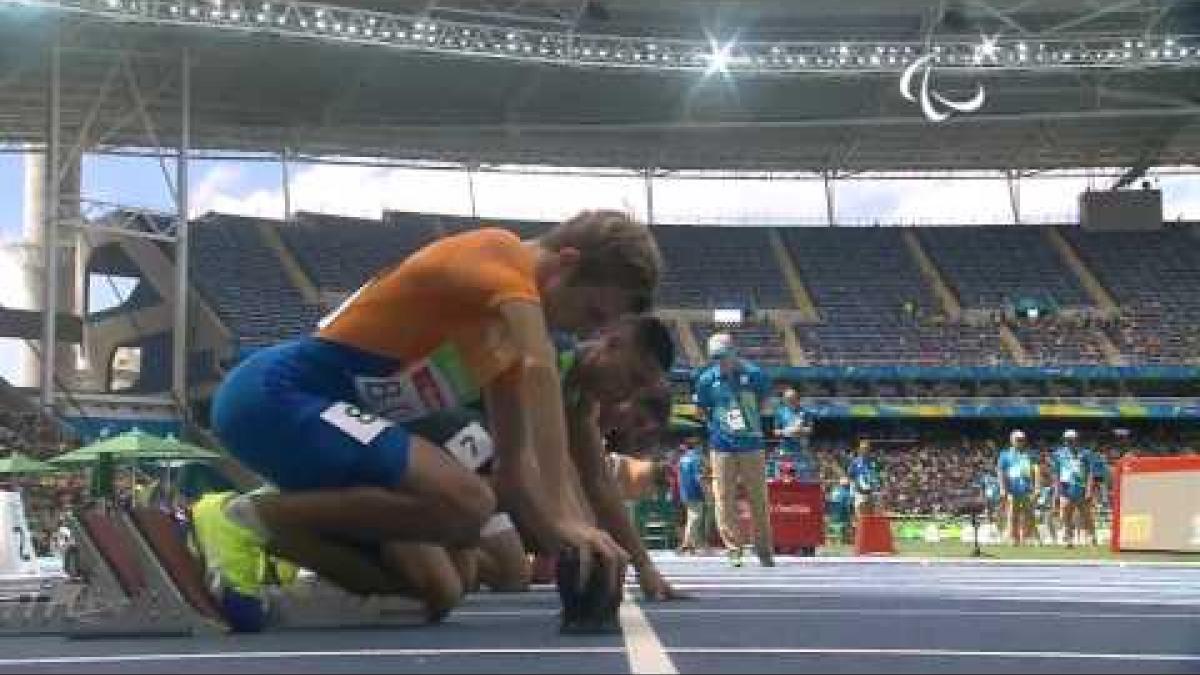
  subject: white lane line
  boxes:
[620,593,678,675]
[664,582,1199,595]
[642,607,1200,620]
[667,647,1200,662]
[0,646,1195,666]
[680,591,1200,606]
[462,588,1200,607]
[651,555,1200,569]
[458,607,1200,620]
[659,576,1197,588]
[0,649,626,666]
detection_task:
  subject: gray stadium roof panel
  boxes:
[1,5,1199,172]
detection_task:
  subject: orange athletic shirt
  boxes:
[317,228,540,375]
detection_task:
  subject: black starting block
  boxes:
[555,547,623,635]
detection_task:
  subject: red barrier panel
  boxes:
[855,514,896,555]
[768,479,825,554]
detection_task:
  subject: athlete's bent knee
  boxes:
[440,475,496,546]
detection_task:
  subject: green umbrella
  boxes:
[50,429,220,466]
[0,451,58,476]
[157,434,222,461]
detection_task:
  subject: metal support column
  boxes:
[465,163,478,219]
[1007,170,1022,225]
[171,49,191,412]
[39,26,61,411]
[644,167,655,225]
[823,170,837,227]
[281,147,292,221]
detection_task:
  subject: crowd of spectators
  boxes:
[0,475,86,556]
[761,436,1197,516]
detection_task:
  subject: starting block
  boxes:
[0,586,81,637]
[556,547,623,635]
[65,507,227,638]
[0,502,478,638]
[0,506,214,639]
[69,506,426,636]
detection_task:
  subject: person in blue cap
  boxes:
[693,332,774,568]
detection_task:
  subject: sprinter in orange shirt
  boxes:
[211,211,660,617]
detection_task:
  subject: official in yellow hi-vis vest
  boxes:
[189,491,298,632]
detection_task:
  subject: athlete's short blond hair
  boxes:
[538,210,662,313]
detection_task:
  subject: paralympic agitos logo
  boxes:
[900,37,994,122]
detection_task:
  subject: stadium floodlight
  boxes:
[704,38,734,76]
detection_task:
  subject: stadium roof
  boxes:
[1,0,1199,173]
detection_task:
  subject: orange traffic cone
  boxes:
[854,513,896,555]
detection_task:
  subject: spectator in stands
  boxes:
[676,441,711,555]
[998,430,1038,546]
[773,388,817,481]
[847,439,883,516]
[693,332,774,568]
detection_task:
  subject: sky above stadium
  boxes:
[1,153,1199,385]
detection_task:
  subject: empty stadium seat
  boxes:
[654,226,794,310]
[190,214,322,348]
[1064,225,1200,364]
[918,226,1089,308]
[781,227,1005,365]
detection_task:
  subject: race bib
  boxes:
[723,408,748,432]
[1060,459,1081,484]
[320,403,392,446]
[356,343,479,423]
[1007,457,1032,483]
[444,422,495,472]
[856,474,874,493]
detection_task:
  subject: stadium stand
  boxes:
[653,226,794,310]
[780,228,1006,365]
[916,225,1120,364]
[185,214,1200,368]
[190,214,323,348]
[1008,318,1108,365]
[1064,225,1200,364]
[279,212,439,292]
[918,226,1090,309]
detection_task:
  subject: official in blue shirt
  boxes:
[677,442,712,554]
[774,388,818,482]
[997,430,1038,546]
[847,440,883,515]
[828,477,855,544]
[693,332,774,567]
[1052,429,1092,547]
